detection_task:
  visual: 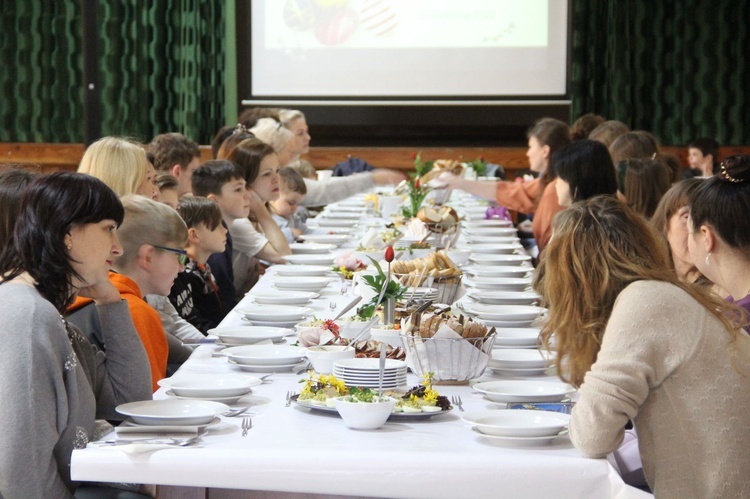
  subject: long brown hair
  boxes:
[534,196,745,387]
[527,117,571,191]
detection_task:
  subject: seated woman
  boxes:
[77,136,158,199]
[0,172,151,497]
[617,157,672,218]
[438,117,571,251]
[552,139,618,207]
[534,195,750,497]
[688,155,750,315]
[651,178,706,283]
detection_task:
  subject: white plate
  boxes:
[469,244,522,255]
[490,349,552,369]
[469,254,532,266]
[165,389,251,405]
[160,375,261,397]
[290,243,337,254]
[465,236,521,246]
[223,344,307,366]
[462,409,569,437]
[465,277,532,291]
[208,326,293,345]
[241,317,309,328]
[470,305,546,322]
[321,212,362,219]
[464,266,533,278]
[282,254,337,266]
[333,358,408,371]
[466,290,539,305]
[463,220,514,228]
[493,328,542,348]
[490,366,550,376]
[228,360,299,373]
[115,417,221,434]
[115,400,230,426]
[472,380,574,403]
[236,305,314,322]
[271,276,331,291]
[470,427,564,446]
[248,290,319,305]
[274,265,332,277]
[312,219,359,227]
[463,226,517,235]
[297,234,349,245]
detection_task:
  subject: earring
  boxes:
[705,253,711,265]
[66,243,72,250]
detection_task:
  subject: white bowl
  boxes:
[271,276,331,291]
[282,254,337,266]
[462,409,569,437]
[493,328,542,348]
[445,249,471,266]
[334,396,397,430]
[472,380,574,403]
[469,244,522,255]
[305,345,356,374]
[334,319,374,340]
[209,326,293,345]
[290,243,337,254]
[466,290,539,305]
[469,254,532,266]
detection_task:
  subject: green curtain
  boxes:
[570,0,750,145]
[0,0,225,144]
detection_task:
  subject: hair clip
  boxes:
[720,161,744,183]
[232,123,249,136]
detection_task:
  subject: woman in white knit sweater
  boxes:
[534,196,750,498]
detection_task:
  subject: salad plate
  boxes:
[464,277,532,291]
[157,374,261,397]
[466,289,539,305]
[228,359,300,373]
[270,276,331,291]
[493,328,542,348]
[223,344,306,366]
[241,317,309,328]
[464,235,521,245]
[463,225,517,234]
[273,266,331,277]
[464,266,533,278]
[291,395,453,420]
[235,305,313,322]
[312,219,359,228]
[469,305,546,322]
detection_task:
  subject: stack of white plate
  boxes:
[209,326,293,346]
[488,348,552,376]
[472,380,574,403]
[463,226,517,235]
[158,374,261,404]
[321,211,361,219]
[235,305,313,328]
[463,219,514,228]
[249,290,319,305]
[462,409,570,445]
[297,234,349,245]
[493,328,541,349]
[465,235,521,245]
[223,344,306,372]
[289,243,337,254]
[464,276,533,292]
[404,287,439,301]
[469,254,532,266]
[466,290,539,305]
[312,218,359,228]
[270,276,331,292]
[467,304,546,326]
[274,265,331,277]
[332,358,408,389]
[468,243,522,255]
[282,254,337,266]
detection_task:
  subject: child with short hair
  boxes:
[155,172,180,209]
[169,196,227,333]
[150,132,202,197]
[269,167,308,242]
[191,160,251,313]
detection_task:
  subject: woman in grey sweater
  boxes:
[0,172,151,498]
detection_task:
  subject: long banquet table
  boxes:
[71,193,651,499]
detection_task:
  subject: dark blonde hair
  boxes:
[609,130,659,165]
[570,113,605,141]
[527,117,571,190]
[617,158,671,218]
[534,196,744,387]
[177,196,223,231]
[588,120,629,149]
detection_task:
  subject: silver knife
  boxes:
[332,295,363,321]
[377,342,387,399]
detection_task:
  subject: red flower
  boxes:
[411,152,417,160]
[414,177,421,189]
[384,246,395,262]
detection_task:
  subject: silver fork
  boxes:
[451,395,464,412]
[285,391,294,407]
[97,435,201,447]
[241,417,252,437]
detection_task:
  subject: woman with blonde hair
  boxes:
[78,136,158,199]
[251,117,296,167]
[534,195,750,497]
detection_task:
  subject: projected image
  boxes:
[272,0,546,49]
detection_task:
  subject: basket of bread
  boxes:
[400,310,495,384]
[391,251,463,304]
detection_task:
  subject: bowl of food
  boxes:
[334,389,397,430]
[369,326,404,349]
[334,318,374,341]
[305,345,356,374]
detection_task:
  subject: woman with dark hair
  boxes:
[0,167,38,249]
[553,140,618,207]
[617,158,672,218]
[534,195,750,497]
[0,172,151,498]
[439,117,571,250]
[688,155,750,315]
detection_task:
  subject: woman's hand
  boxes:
[77,279,122,305]
[246,187,266,215]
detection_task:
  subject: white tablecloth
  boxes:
[71,196,651,498]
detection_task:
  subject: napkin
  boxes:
[406,325,490,381]
[359,228,386,250]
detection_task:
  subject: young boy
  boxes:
[155,173,180,209]
[268,166,325,242]
[109,195,191,390]
[150,132,202,197]
[169,196,227,333]
[191,160,251,314]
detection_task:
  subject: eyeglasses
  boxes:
[152,244,189,265]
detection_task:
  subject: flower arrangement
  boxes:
[332,252,366,280]
[465,156,487,176]
[356,248,407,319]
[402,152,434,218]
